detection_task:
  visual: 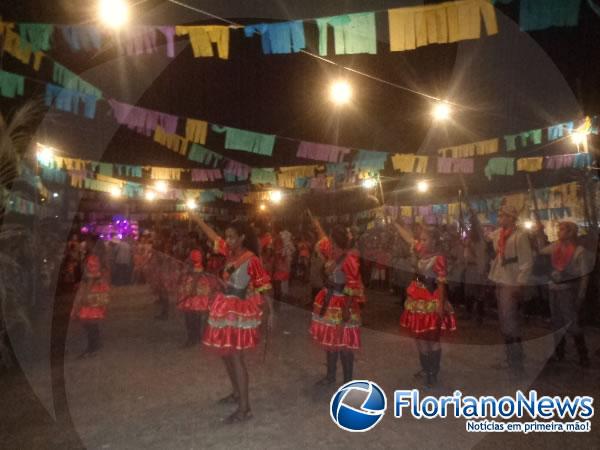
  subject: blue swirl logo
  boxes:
[330,380,387,432]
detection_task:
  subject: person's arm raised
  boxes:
[189,212,220,243]
[392,220,415,247]
[308,209,326,241]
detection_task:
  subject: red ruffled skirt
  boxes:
[400,281,456,334]
[77,306,107,320]
[202,293,263,354]
[177,273,219,312]
[309,289,361,351]
[178,296,210,312]
[74,291,109,321]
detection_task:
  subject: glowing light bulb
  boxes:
[270,190,283,204]
[362,178,377,189]
[145,190,156,201]
[330,80,352,105]
[259,203,267,211]
[37,145,54,166]
[186,199,198,210]
[571,131,588,146]
[99,0,129,28]
[432,102,452,121]
[524,220,534,230]
[417,180,429,193]
[154,181,168,193]
[110,187,121,198]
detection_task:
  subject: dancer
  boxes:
[63,233,81,288]
[392,220,456,387]
[146,230,173,320]
[488,204,533,373]
[535,221,591,367]
[177,232,221,348]
[296,232,311,282]
[191,214,273,424]
[463,212,490,325]
[272,223,294,301]
[309,213,364,385]
[72,235,110,358]
[256,220,274,279]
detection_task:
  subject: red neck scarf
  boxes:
[551,242,576,272]
[223,250,253,282]
[497,226,514,257]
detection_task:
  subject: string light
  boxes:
[571,131,588,146]
[432,102,452,121]
[154,181,169,193]
[259,203,267,211]
[99,0,129,28]
[186,199,198,210]
[110,186,122,198]
[330,80,352,105]
[145,190,157,201]
[166,0,448,104]
[417,180,430,193]
[270,190,283,204]
[52,192,59,198]
[523,220,534,230]
[36,145,54,166]
[362,178,377,189]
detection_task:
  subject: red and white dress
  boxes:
[145,246,181,299]
[400,243,456,334]
[202,238,272,354]
[309,238,365,351]
[73,255,110,321]
[259,232,274,276]
[272,231,294,282]
[177,249,222,313]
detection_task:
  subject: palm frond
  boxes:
[4,101,45,157]
[0,101,45,191]
[0,101,43,342]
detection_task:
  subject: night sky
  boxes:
[1,0,599,207]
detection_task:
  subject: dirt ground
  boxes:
[2,282,600,449]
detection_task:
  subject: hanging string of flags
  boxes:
[2,59,594,193]
[10,151,587,231]
[319,181,583,232]
[1,25,597,171]
[2,0,592,65]
[0,1,501,61]
[36,132,595,212]
[7,63,592,175]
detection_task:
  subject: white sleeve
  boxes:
[516,232,533,285]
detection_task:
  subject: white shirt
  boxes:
[488,228,533,286]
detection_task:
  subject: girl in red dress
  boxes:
[309,214,365,385]
[296,233,311,282]
[177,233,222,348]
[72,235,111,358]
[393,221,456,387]
[63,234,81,287]
[191,214,274,424]
[145,231,178,320]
